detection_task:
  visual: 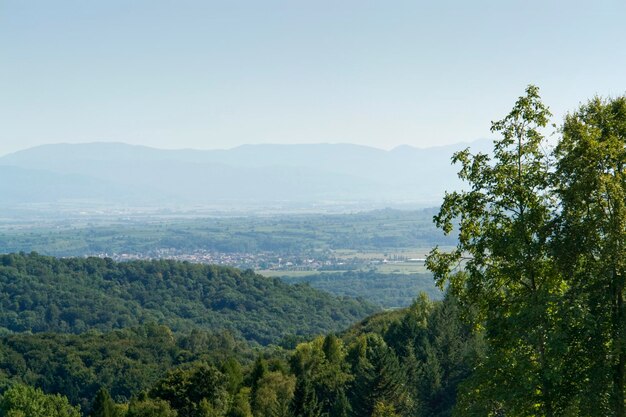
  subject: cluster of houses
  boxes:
[94,248,426,272]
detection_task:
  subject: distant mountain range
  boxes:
[0,141,492,208]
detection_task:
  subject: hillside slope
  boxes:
[0,253,377,344]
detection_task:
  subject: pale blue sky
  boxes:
[1,0,625,155]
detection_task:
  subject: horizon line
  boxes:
[0,138,492,158]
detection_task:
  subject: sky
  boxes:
[1,0,625,156]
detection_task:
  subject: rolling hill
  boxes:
[0,252,378,345]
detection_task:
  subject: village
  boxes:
[94,248,424,273]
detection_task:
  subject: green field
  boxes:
[0,208,455,259]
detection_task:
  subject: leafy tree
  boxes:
[250,371,295,417]
[371,401,399,417]
[321,334,341,364]
[127,396,178,417]
[221,359,244,396]
[554,95,626,417]
[290,335,351,416]
[150,363,229,417]
[426,85,566,415]
[226,388,252,417]
[0,383,81,417]
[384,293,433,359]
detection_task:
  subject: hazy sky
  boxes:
[1,0,625,156]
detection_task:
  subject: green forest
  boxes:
[0,292,477,417]
[1,87,626,417]
[0,253,376,344]
[280,271,440,308]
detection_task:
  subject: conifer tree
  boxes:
[349,334,413,417]
[90,388,119,417]
[330,389,351,417]
[290,378,322,417]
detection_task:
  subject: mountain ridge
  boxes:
[0,140,492,208]
[0,140,491,159]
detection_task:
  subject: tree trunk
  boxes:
[615,287,625,417]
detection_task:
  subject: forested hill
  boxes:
[0,253,377,344]
[0,293,481,416]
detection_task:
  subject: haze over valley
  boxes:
[0,140,491,213]
[2,1,625,416]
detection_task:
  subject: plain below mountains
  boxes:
[0,141,491,208]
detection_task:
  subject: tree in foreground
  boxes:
[554,95,626,417]
[0,383,81,417]
[427,85,568,416]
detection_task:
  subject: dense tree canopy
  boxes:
[0,294,479,417]
[0,253,376,344]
